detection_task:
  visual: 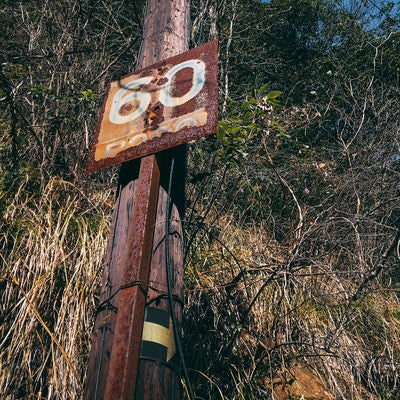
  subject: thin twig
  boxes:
[352,225,400,301]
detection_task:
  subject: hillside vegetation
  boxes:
[1,1,399,399]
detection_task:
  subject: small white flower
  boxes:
[310,90,317,96]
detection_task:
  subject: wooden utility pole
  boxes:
[85,1,190,399]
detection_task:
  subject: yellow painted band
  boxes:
[142,320,176,362]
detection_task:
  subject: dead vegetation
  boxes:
[0,178,112,399]
[183,202,400,399]
[1,1,400,399]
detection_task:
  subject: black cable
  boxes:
[165,157,196,400]
[95,280,184,315]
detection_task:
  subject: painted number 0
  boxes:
[109,59,206,125]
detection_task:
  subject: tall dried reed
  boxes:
[1,177,111,399]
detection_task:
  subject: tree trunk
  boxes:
[84,1,189,399]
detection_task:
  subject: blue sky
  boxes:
[258,0,399,31]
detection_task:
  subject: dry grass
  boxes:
[0,177,112,399]
[184,206,400,399]
[1,172,398,400]
[1,170,399,399]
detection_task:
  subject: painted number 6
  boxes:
[109,76,152,125]
[109,59,206,125]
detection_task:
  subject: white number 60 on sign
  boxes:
[109,59,206,125]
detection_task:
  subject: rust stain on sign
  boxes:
[86,40,218,173]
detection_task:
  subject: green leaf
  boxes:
[266,90,283,99]
[257,83,270,96]
[243,97,257,109]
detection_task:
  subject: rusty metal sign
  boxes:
[86,40,218,172]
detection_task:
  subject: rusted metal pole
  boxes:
[84,155,160,400]
[134,2,190,397]
[85,1,190,399]
[103,156,161,399]
[133,1,189,398]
